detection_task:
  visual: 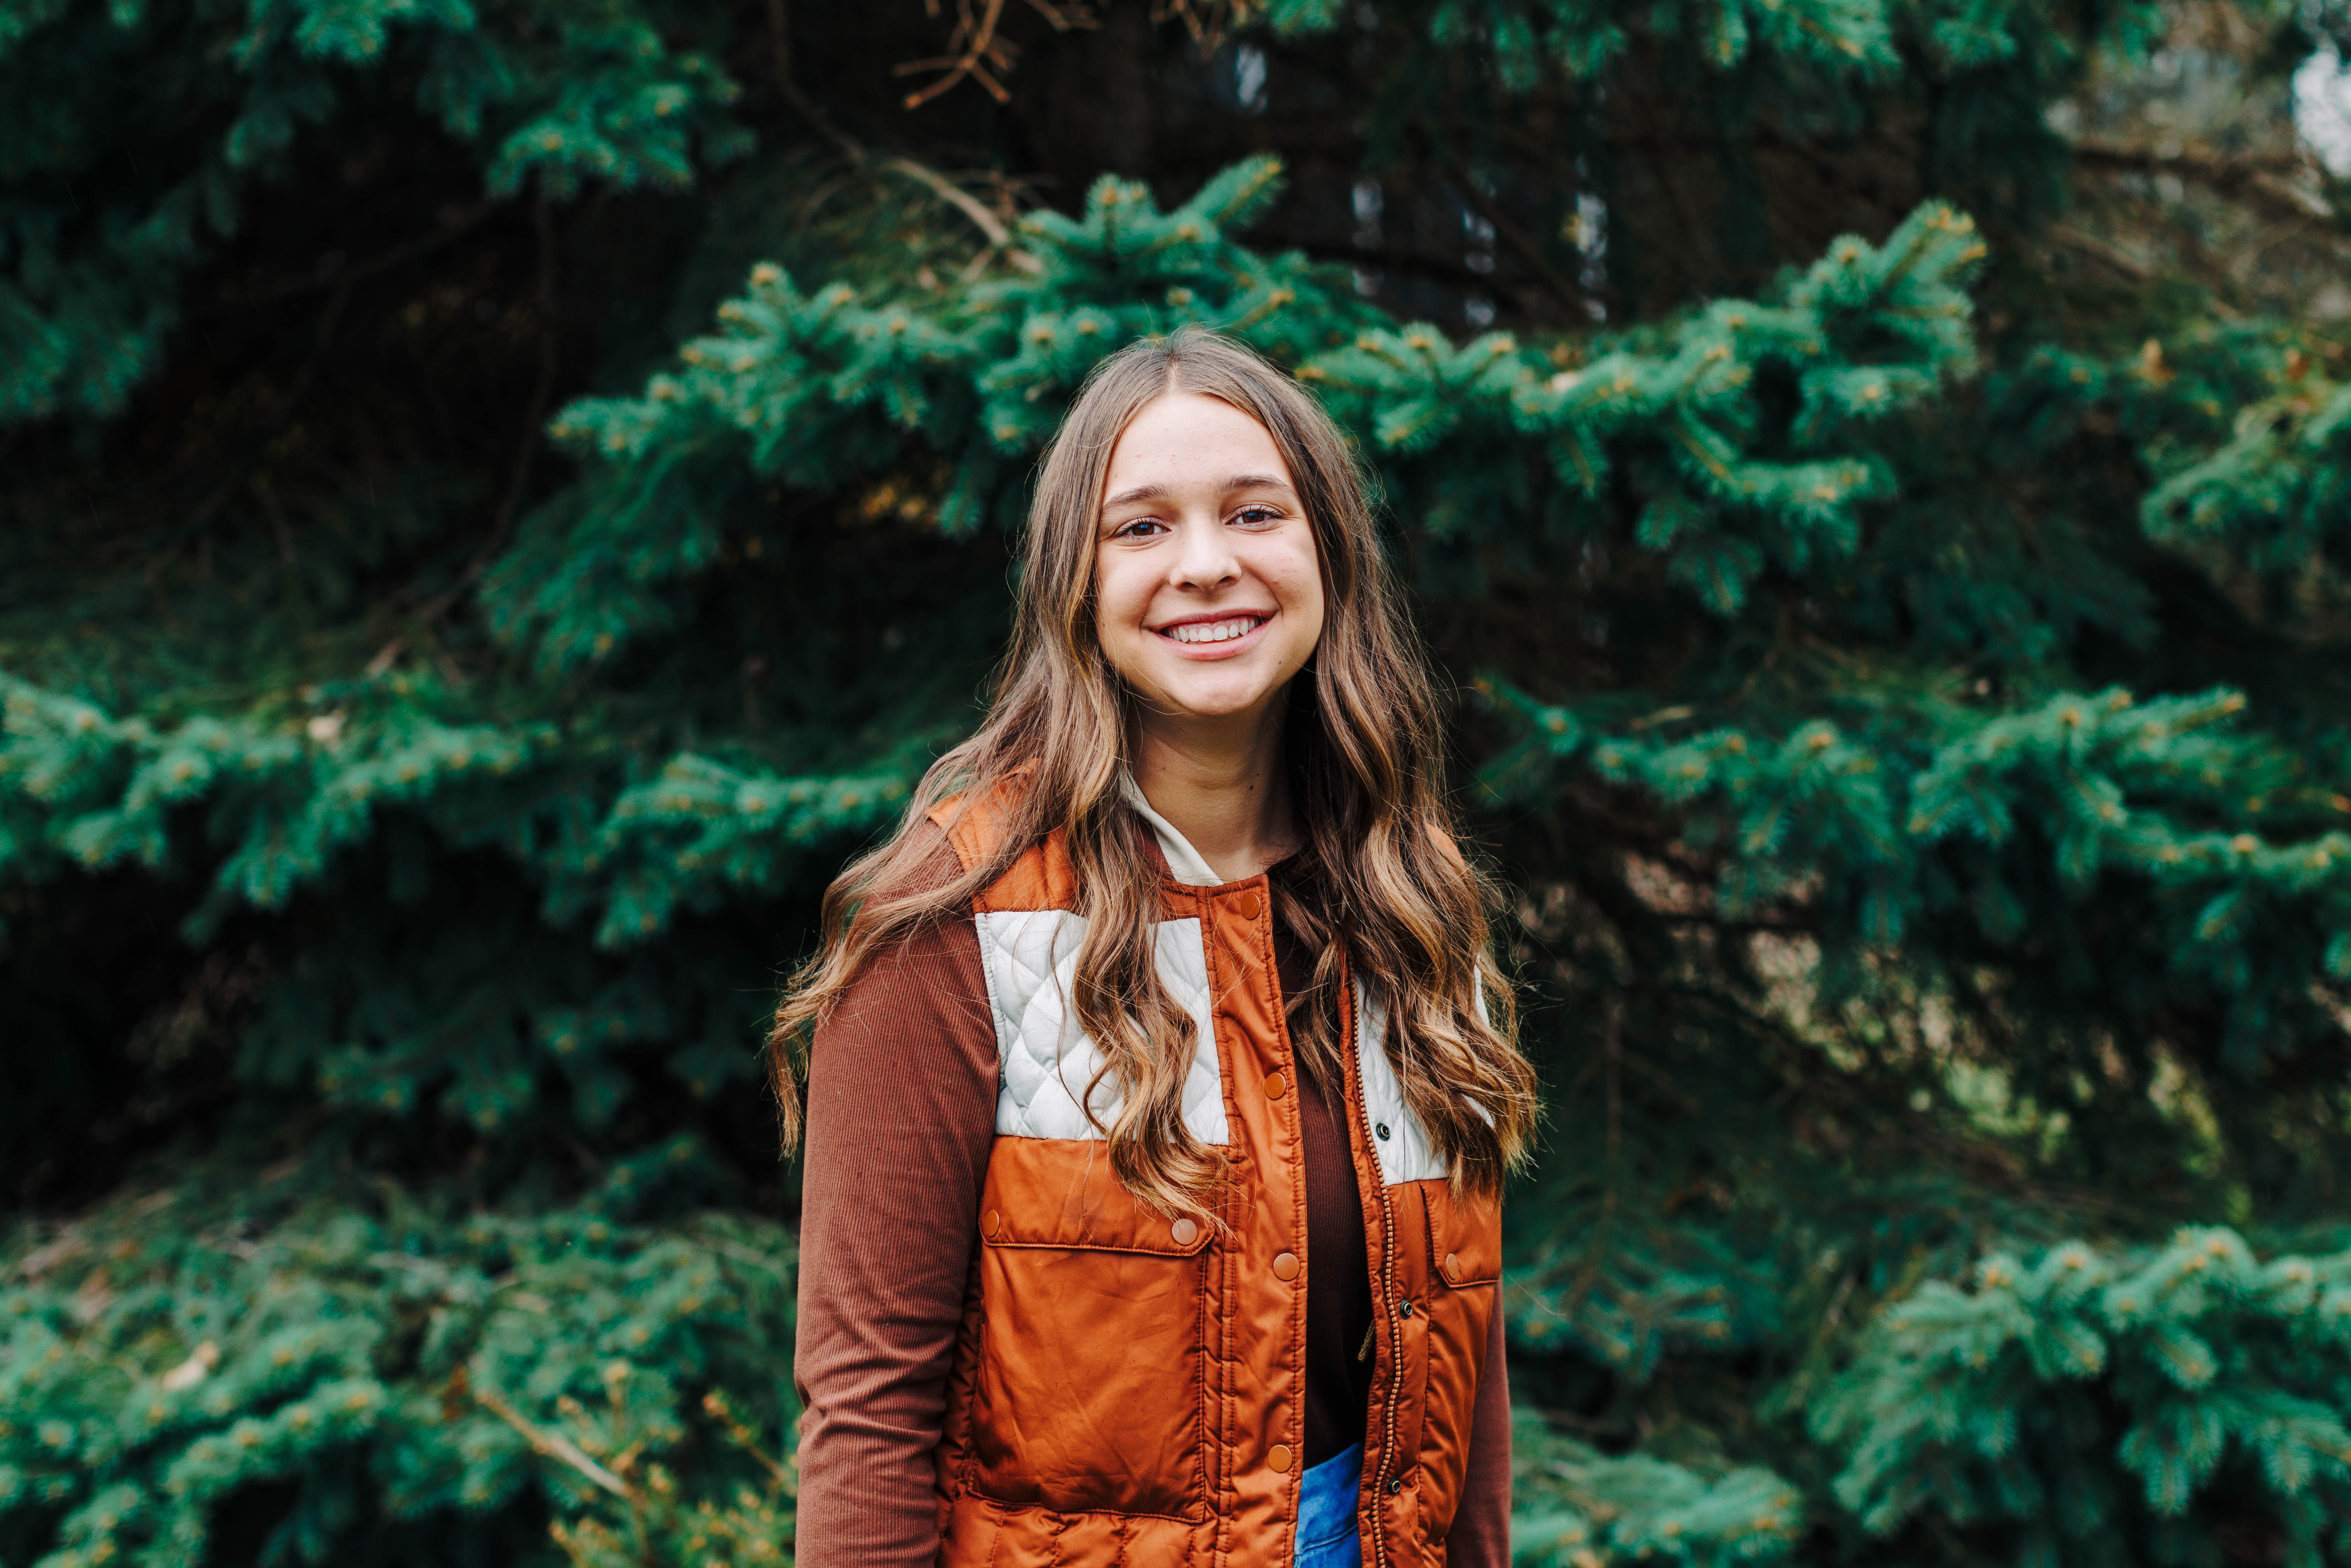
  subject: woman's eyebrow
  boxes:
[1103,482,1171,509]
[1103,474,1293,510]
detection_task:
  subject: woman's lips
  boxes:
[1149,610,1275,659]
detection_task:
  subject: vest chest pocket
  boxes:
[968,1139,1214,1520]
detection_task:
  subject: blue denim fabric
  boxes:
[1295,1443,1365,1568]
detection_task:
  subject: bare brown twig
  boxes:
[883,158,1012,247]
[2048,222,2153,281]
[895,0,1017,107]
[767,0,1034,265]
[472,1380,633,1500]
[1152,0,1257,46]
[1451,165,1598,319]
[764,0,864,163]
[893,0,1097,109]
[2073,137,2337,225]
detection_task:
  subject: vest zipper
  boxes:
[1352,986,1403,1568]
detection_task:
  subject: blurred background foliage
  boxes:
[9,0,2351,1562]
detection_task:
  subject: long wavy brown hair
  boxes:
[771,326,1537,1214]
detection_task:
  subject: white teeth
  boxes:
[1164,616,1265,645]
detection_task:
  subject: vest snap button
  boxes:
[983,1210,1000,1239]
[1232,889,1262,920]
[1399,1299,1414,1318]
[1265,1070,1287,1100]
[1375,1123,1391,1141]
[1443,1252,1460,1282]
[1272,1251,1301,1281]
[1269,1444,1293,1473]
[1385,1476,1404,1495]
[1170,1217,1200,1246]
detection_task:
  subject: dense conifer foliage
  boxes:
[7,1,2351,1562]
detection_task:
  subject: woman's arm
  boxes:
[1444,1303,1514,1568]
[793,826,999,1566]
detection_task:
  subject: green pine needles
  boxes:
[1,1175,794,1568]
[1820,1229,2351,1567]
[9,0,2351,1563]
[0,0,745,424]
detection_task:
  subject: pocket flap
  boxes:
[978,1139,1214,1256]
[1421,1184,1501,1287]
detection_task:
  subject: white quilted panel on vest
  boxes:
[973,909,1229,1145]
[1355,982,1446,1185]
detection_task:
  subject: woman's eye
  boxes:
[1232,505,1281,526]
[1113,517,1167,539]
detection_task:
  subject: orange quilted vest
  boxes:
[926,791,1503,1568]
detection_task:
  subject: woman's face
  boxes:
[1094,391,1326,730]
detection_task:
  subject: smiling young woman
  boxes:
[772,328,1538,1568]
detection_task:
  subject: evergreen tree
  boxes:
[6,1,2351,1563]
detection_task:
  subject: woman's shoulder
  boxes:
[899,815,968,897]
[812,818,1000,1104]
[925,780,1076,912]
[828,820,989,1017]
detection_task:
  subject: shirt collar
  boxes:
[1117,771,1224,888]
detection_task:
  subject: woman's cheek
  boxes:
[1275,550,1325,628]
[1094,558,1144,639]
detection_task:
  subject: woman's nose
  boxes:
[1169,515,1240,589]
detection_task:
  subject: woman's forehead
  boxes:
[1103,392,1292,494]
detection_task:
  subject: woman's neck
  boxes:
[1129,706,1298,884]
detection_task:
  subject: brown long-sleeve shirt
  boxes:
[793,824,1512,1565]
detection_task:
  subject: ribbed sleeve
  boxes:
[792,824,999,1567]
[1444,1302,1514,1567]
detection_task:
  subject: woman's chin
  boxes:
[1141,673,1288,726]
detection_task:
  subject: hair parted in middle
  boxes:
[772,325,1538,1216]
